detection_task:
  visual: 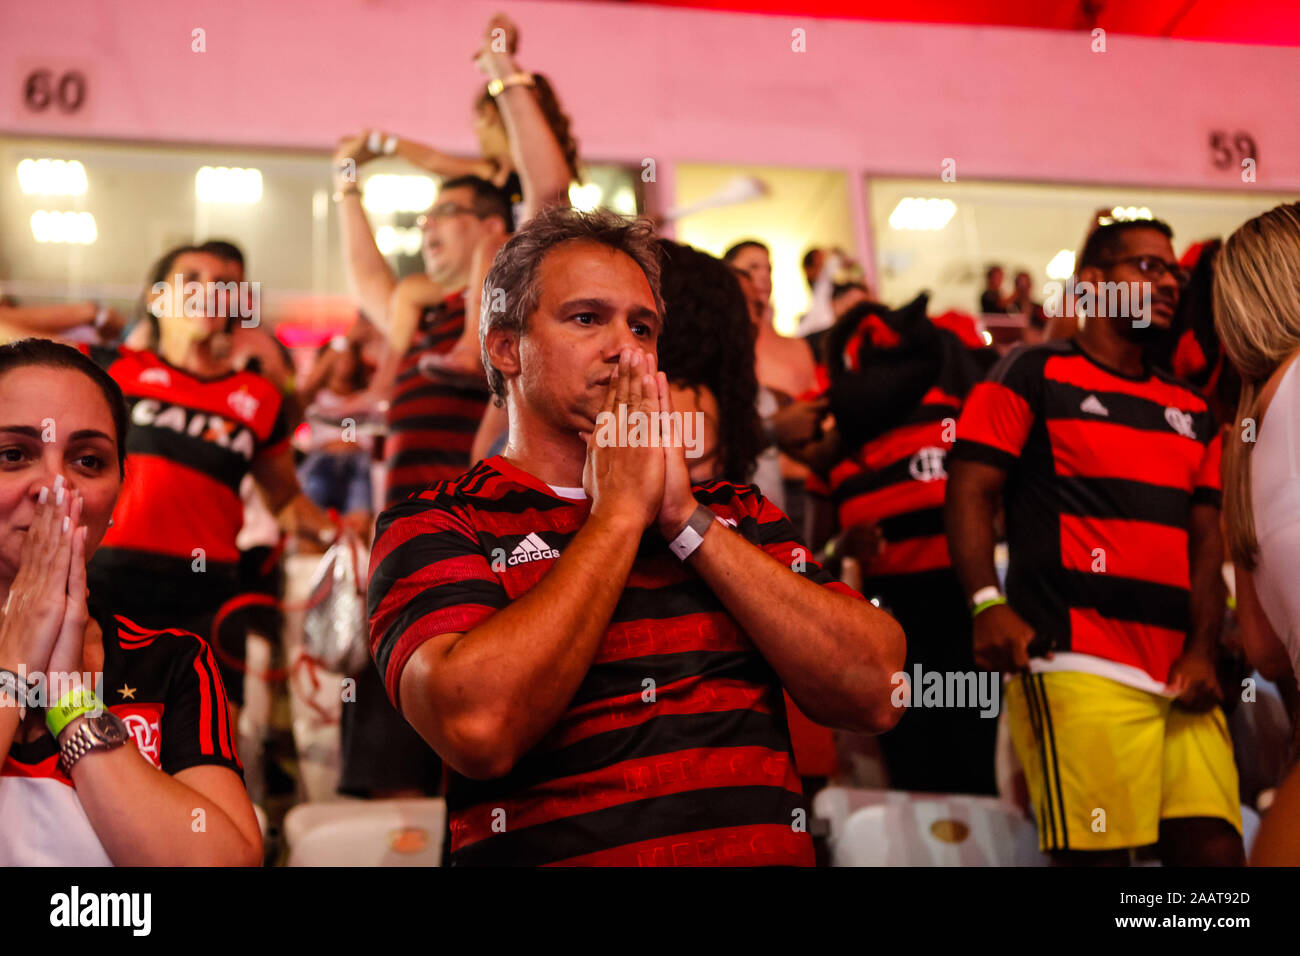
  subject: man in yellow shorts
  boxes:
[1005,671,1241,859]
[944,218,1244,865]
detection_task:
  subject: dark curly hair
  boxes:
[477,73,581,183]
[655,240,762,484]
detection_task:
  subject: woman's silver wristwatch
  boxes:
[59,711,130,774]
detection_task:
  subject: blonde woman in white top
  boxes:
[1215,201,1300,864]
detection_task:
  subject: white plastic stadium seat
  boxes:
[284,798,446,866]
[813,787,1046,866]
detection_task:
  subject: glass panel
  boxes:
[1,135,642,335]
[868,177,1300,317]
[675,163,855,336]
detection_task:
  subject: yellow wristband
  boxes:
[972,595,1008,620]
[46,686,102,738]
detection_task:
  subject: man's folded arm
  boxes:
[372,502,645,780]
[684,491,906,734]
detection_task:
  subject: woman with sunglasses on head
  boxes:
[0,339,260,865]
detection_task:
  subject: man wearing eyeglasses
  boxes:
[377,181,513,506]
[330,175,512,803]
[945,218,1245,866]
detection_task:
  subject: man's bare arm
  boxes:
[944,458,1006,598]
[333,133,397,329]
[336,193,396,332]
[399,510,642,779]
[945,457,1041,673]
[681,517,905,734]
[332,276,435,417]
[1186,503,1226,660]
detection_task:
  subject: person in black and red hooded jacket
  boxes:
[802,294,1000,795]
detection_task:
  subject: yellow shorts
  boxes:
[1006,671,1241,852]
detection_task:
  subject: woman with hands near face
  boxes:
[0,339,260,866]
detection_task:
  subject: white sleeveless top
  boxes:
[1251,356,1300,683]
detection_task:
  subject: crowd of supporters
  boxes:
[3,11,1300,868]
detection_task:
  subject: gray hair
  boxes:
[479,206,665,403]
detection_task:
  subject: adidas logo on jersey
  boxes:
[138,367,172,387]
[1080,394,1109,416]
[509,532,560,565]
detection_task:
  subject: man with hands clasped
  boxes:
[368,208,905,866]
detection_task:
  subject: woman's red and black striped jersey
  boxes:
[949,339,1222,684]
[83,345,290,580]
[1,606,241,865]
[383,292,491,506]
[807,385,962,580]
[368,455,862,866]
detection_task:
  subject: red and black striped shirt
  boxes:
[1,606,241,865]
[368,455,859,866]
[84,346,290,582]
[949,339,1222,684]
[808,385,962,580]
[383,292,491,506]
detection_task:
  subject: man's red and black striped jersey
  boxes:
[949,339,1222,685]
[368,455,861,866]
[383,292,491,507]
[808,384,962,580]
[0,606,241,865]
[83,345,290,581]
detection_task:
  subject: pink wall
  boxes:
[4,0,1299,190]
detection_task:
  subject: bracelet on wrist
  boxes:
[46,685,102,739]
[0,668,32,720]
[487,72,535,98]
[972,594,1008,619]
[668,504,715,561]
[813,534,840,567]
